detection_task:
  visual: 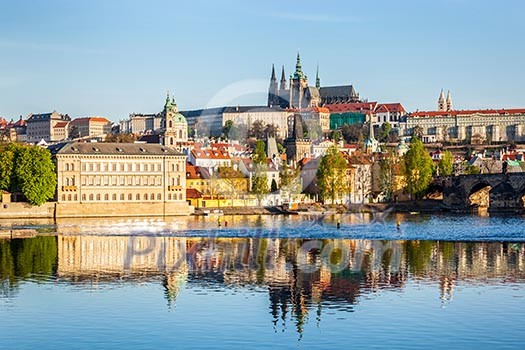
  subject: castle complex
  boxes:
[268,53,361,109]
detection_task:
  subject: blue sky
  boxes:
[0,0,524,122]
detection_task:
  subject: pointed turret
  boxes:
[446,90,453,111]
[315,64,320,89]
[280,66,287,90]
[165,91,171,106]
[438,89,446,111]
[364,114,378,154]
[268,64,279,107]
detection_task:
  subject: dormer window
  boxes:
[139,147,146,153]
[116,147,123,152]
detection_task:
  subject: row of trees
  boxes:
[0,144,56,205]
[316,137,455,203]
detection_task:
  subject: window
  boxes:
[127,194,131,200]
[62,194,66,201]
[168,194,171,200]
[112,194,117,201]
[104,194,109,201]
[74,194,78,201]
[82,194,86,201]
[96,194,101,201]
[144,193,148,200]
[157,193,161,200]
[89,194,94,201]
[136,194,140,200]
[68,194,72,201]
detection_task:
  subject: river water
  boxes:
[1,213,525,349]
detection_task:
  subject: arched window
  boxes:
[96,194,101,201]
[136,194,140,200]
[67,194,72,201]
[89,194,94,201]
[179,129,182,139]
[126,194,130,200]
[104,194,109,201]
[71,163,74,171]
[65,163,70,171]
[82,194,86,201]
[168,194,172,200]
[144,193,148,200]
[179,193,183,200]
[62,194,66,201]
[74,194,78,201]
[170,137,174,145]
[177,176,181,186]
[157,193,161,200]
[176,163,180,172]
[112,194,117,201]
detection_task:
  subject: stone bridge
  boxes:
[438,173,525,212]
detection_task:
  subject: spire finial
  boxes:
[271,64,276,80]
[315,63,320,89]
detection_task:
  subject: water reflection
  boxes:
[1,234,525,336]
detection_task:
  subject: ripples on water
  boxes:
[1,215,525,349]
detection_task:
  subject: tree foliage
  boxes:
[341,123,367,143]
[0,143,56,205]
[379,154,396,202]
[437,150,454,176]
[0,143,16,191]
[402,137,434,199]
[104,133,135,143]
[380,122,391,142]
[316,146,348,204]
[13,145,57,206]
[251,140,269,203]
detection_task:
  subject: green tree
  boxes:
[465,163,481,174]
[316,146,348,204]
[330,130,342,143]
[0,143,16,191]
[222,120,234,139]
[437,150,454,176]
[14,145,57,206]
[380,122,391,142]
[379,154,396,202]
[402,137,434,199]
[251,140,269,204]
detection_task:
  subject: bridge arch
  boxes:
[467,181,492,210]
[489,182,518,212]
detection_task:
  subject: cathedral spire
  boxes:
[438,89,446,111]
[315,64,320,89]
[280,66,287,90]
[295,52,303,75]
[166,91,170,106]
[270,64,276,81]
[446,90,453,111]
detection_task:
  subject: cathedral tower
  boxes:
[285,113,311,164]
[289,53,308,108]
[438,89,446,111]
[446,90,453,111]
[267,64,279,107]
[161,92,188,150]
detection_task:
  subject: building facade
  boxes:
[70,117,112,138]
[26,111,71,143]
[50,141,192,216]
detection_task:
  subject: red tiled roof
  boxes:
[325,102,377,114]
[53,121,69,128]
[410,108,525,118]
[186,188,203,199]
[186,163,203,179]
[72,117,111,123]
[375,103,406,114]
[191,149,230,160]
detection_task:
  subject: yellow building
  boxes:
[50,141,193,217]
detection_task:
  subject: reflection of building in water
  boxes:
[54,235,525,334]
